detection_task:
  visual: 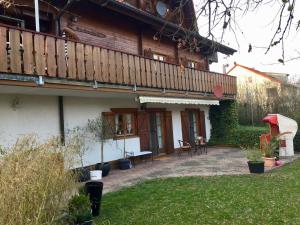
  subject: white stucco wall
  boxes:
[63,97,141,167]
[0,93,213,167]
[0,94,60,146]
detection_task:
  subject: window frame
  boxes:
[152,52,166,62]
[187,60,196,69]
[110,108,138,139]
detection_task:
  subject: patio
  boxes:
[102,147,300,194]
[102,147,248,193]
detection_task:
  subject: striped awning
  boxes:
[139,96,219,105]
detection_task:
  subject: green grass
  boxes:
[96,159,300,225]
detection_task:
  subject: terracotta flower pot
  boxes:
[264,157,276,167]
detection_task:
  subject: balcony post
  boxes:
[34,0,40,32]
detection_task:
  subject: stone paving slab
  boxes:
[101,147,299,194]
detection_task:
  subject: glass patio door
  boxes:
[149,112,164,155]
[188,111,199,146]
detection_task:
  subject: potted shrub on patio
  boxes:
[243,147,264,174]
[67,127,90,182]
[87,115,115,177]
[118,129,132,170]
[263,138,279,167]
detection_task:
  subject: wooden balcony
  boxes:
[0,25,236,98]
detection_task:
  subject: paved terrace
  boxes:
[101,147,300,194]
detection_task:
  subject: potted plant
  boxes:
[263,138,279,167]
[87,115,115,177]
[67,127,90,182]
[68,194,93,225]
[243,147,264,173]
[117,127,132,170]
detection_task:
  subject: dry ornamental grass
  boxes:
[0,136,78,225]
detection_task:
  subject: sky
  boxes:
[193,0,300,83]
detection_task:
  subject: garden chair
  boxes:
[178,140,192,157]
[198,136,208,154]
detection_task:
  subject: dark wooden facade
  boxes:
[0,0,237,98]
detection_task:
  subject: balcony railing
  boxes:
[0,25,236,96]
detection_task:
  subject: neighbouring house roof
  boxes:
[227,64,298,88]
[264,72,289,82]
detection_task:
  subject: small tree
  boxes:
[86,115,115,167]
[66,126,88,168]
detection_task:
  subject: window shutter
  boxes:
[180,111,189,142]
[164,111,174,153]
[102,112,115,136]
[165,55,175,64]
[195,62,201,70]
[198,111,206,138]
[180,57,188,67]
[144,48,153,58]
[137,111,150,150]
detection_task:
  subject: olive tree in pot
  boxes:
[87,115,115,177]
[243,147,264,173]
[118,130,132,170]
[67,127,90,182]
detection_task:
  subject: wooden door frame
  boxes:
[138,108,174,154]
[148,110,166,154]
[182,108,206,143]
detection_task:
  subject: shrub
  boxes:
[242,146,263,162]
[209,126,268,147]
[293,112,300,151]
[236,126,268,147]
[0,136,77,225]
[209,100,238,145]
[294,132,300,152]
[68,194,93,224]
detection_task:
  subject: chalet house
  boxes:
[0,0,236,167]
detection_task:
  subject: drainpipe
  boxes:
[55,0,80,145]
[58,96,65,145]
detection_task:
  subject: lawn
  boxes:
[96,159,300,225]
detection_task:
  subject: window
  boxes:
[155,112,163,148]
[115,113,135,136]
[191,111,199,139]
[153,53,165,62]
[0,9,53,33]
[103,109,137,138]
[187,60,196,69]
[267,87,278,98]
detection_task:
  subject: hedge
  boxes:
[209,126,268,147]
[209,100,239,146]
[295,132,300,152]
[209,100,300,149]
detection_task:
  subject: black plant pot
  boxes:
[77,167,90,182]
[78,220,93,225]
[119,159,132,170]
[85,181,103,217]
[247,161,264,174]
[96,162,111,177]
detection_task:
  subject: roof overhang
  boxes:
[139,96,219,105]
[88,0,236,55]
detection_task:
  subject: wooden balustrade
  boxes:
[0,25,237,96]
